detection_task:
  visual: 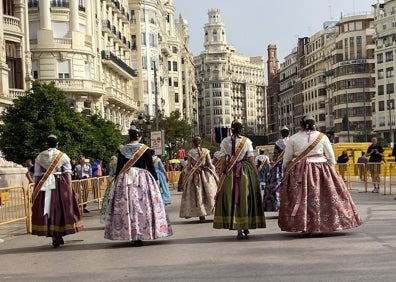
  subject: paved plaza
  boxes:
[1,184,396,282]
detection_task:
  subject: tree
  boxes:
[0,81,122,165]
[158,111,192,146]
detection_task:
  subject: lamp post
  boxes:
[346,90,350,142]
[130,113,152,145]
[388,81,393,146]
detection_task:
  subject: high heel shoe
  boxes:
[243,229,250,238]
[236,231,244,240]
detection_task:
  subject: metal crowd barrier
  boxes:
[0,186,30,233]
[0,176,109,235]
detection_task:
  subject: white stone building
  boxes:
[194,9,266,139]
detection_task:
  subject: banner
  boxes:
[151,131,163,155]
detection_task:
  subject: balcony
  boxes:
[101,50,138,78]
[3,15,22,36]
[105,87,139,111]
[38,79,106,97]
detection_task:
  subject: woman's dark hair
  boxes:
[192,136,202,147]
[47,135,58,148]
[149,149,156,156]
[300,115,316,131]
[231,119,243,135]
[128,129,141,141]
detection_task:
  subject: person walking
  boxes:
[262,126,290,212]
[337,150,349,181]
[151,149,172,205]
[179,136,218,223]
[75,155,92,213]
[25,159,35,184]
[366,137,384,193]
[357,152,368,181]
[31,134,83,248]
[255,150,270,190]
[103,127,172,246]
[213,119,266,240]
[278,114,363,234]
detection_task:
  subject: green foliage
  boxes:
[0,81,122,165]
[158,111,192,145]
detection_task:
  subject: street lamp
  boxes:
[388,81,394,146]
[131,113,152,145]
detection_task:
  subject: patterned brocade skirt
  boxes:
[213,161,266,230]
[104,168,173,241]
[278,161,363,233]
[179,166,218,218]
[31,175,83,237]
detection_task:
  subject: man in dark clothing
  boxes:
[366,137,384,193]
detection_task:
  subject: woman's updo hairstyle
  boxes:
[300,114,316,131]
[47,134,58,148]
[128,128,142,141]
[231,119,243,135]
[192,135,202,147]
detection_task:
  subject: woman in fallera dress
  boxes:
[179,136,218,223]
[278,114,363,234]
[31,134,83,248]
[103,127,172,246]
[213,119,266,240]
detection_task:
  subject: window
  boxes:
[168,61,171,71]
[57,60,70,79]
[378,69,384,79]
[84,62,90,79]
[32,61,38,79]
[172,46,178,53]
[356,36,362,45]
[355,21,363,30]
[149,33,157,47]
[142,56,147,69]
[386,67,394,78]
[378,85,384,95]
[377,53,383,63]
[379,101,384,111]
[175,94,179,103]
[387,83,394,94]
[386,51,394,62]
[141,32,146,45]
[173,61,178,72]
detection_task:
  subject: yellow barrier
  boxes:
[0,186,30,234]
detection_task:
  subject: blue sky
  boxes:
[173,0,377,62]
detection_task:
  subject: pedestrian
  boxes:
[107,155,117,181]
[263,126,290,212]
[91,157,103,177]
[31,134,83,248]
[151,149,172,205]
[179,136,218,223]
[366,137,384,193]
[213,119,266,240]
[102,127,172,246]
[255,150,270,190]
[75,155,92,213]
[25,159,35,184]
[337,150,349,181]
[357,152,368,181]
[279,114,363,234]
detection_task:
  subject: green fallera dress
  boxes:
[213,135,266,230]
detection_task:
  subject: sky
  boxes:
[173,0,377,62]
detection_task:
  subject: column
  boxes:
[37,0,53,44]
[39,0,51,30]
[85,0,92,36]
[0,0,10,96]
[69,0,79,31]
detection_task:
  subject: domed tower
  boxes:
[203,9,227,52]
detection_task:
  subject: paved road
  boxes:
[1,185,396,282]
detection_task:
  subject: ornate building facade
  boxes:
[194,9,266,139]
